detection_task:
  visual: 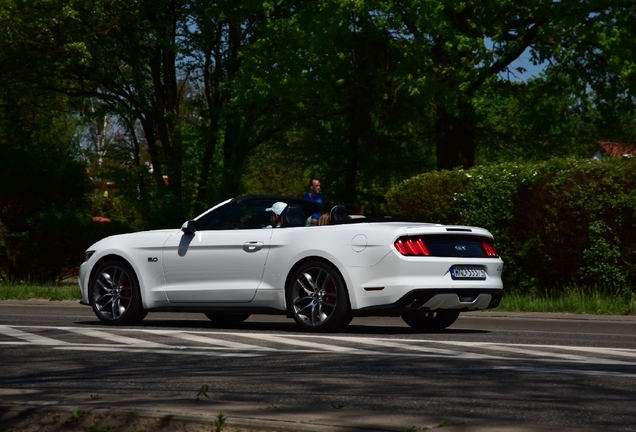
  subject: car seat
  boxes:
[330,205,350,224]
[282,206,307,227]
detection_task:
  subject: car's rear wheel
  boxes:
[288,261,352,332]
[89,260,147,325]
[401,310,460,331]
[204,313,251,325]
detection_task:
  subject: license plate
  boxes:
[450,266,486,280]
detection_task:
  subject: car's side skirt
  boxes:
[144,305,287,315]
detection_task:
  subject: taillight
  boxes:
[395,236,499,258]
[394,238,430,256]
[480,240,499,257]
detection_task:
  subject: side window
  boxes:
[196,201,272,231]
[195,200,320,230]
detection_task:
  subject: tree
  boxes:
[547,0,636,144]
[474,74,599,163]
[1,0,317,222]
[241,0,437,207]
[375,0,618,170]
[0,86,92,281]
[3,0,633,226]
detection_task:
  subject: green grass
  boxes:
[0,282,81,301]
[1,281,634,316]
[497,286,636,316]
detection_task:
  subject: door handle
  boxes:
[243,241,264,252]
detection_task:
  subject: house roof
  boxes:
[596,141,636,158]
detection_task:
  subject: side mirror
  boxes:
[181,220,196,235]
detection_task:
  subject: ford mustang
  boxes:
[79,195,504,332]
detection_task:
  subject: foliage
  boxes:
[0,88,95,282]
[213,412,227,432]
[241,0,438,208]
[68,410,85,422]
[3,0,629,216]
[549,0,636,145]
[242,143,308,198]
[2,0,636,282]
[386,157,636,294]
[474,74,599,164]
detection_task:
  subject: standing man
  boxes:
[303,177,324,225]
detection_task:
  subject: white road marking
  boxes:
[494,366,636,378]
[328,336,511,360]
[0,325,69,345]
[236,333,384,355]
[504,344,636,359]
[140,329,277,351]
[55,346,263,357]
[419,340,636,366]
[64,327,171,348]
[3,326,636,370]
[452,343,630,365]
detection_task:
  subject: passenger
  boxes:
[265,202,287,228]
[303,177,324,225]
[317,213,331,226]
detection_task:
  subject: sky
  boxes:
[505,52,548,82]
[485,38,548,82]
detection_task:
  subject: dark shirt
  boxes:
[303,192,324,221]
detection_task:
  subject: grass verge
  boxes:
[497,287,635,315]
[1,282,634,315]
[0,283,81,301]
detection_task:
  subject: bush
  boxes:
[385,157,636,296]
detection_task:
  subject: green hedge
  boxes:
[385,158,636,296]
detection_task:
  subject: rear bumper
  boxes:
[352,288,503,317]
[345,249,504,311]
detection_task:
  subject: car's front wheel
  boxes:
[288,261,352,332]
[89,260,147,325]
[401,310,460,332]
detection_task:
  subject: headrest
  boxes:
[330,205,350,224]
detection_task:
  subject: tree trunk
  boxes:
[345,93,361,206]
[194,24,223,215]
[436,101,475,171]
[220,116,248,199]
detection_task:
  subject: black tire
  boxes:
[401,310,460,332]
[204,313,251,325]
[89,260,147,325]
[288,261,351,332]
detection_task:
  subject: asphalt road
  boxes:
[1,301,636,432]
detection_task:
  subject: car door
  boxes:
[162,200,274,303]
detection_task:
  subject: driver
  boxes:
[265,202,287,228]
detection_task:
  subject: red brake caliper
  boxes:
[121,278,132,307]
[325,282,336,304]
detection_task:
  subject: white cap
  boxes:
[266,202,287,215]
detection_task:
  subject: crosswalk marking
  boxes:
[0,324,69,346]
[328,336,511,360]
[505,344,636,359]
[139,329,277,351]
[237,333,386,355]
[494,366,636,378]
[64,328,171,348]
[428,341,631,365]
[55,346,264,357]
[1,325,636,372]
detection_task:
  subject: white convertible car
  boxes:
[79,195,504,332]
